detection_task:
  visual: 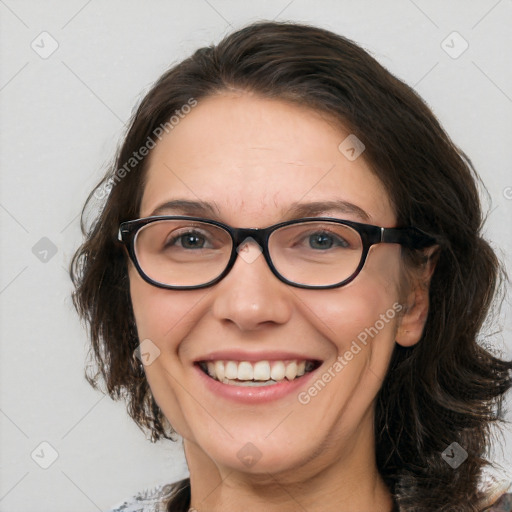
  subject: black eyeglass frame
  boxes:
[118,215,437,290]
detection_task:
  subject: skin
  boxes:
[128,92,434,512]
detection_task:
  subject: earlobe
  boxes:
[395,247,439,347]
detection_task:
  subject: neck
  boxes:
[182,421,394,512]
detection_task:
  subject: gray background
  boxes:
[1,1,511,511]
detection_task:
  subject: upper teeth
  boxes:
[202,360,314,382]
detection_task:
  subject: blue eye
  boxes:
[309,233,332,249]
[308,232,350,250]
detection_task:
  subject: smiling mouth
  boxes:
[197,359,322,387]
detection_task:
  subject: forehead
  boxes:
[140,93,395,226]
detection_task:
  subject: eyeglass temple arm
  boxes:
[381,227,437,249]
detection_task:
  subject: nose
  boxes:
[211,238,293,331]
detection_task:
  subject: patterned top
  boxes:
[484,492,512,511]
[105,482,512,512]
[105,483,179,512]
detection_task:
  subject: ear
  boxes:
[395,247,438,347]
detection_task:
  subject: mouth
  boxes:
[196,359,322,387]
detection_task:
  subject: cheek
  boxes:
[296,246,404,395]
[128,267,207,438]
[292,276,402,435]
[308,284,401,356]
[304,247,403,339]
[128,266,205,344]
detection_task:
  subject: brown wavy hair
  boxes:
[70,21,512,511]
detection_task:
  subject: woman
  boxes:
[70,21,512,511]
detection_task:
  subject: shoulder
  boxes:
[105,482,180,512]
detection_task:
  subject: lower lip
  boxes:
[194,363,321,404]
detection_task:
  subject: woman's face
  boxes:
[128,92,423,480]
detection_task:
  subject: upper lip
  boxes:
[194,350,322,363]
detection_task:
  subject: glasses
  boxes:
[118,216,436,290]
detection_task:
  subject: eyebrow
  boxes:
[149,199,220,217]
[284,200,370,222]
[148,198,370,222]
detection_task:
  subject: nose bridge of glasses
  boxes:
[231,228,267,250]
[231,227,268,264]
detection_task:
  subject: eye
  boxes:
[165,230,210,250]
[307,231,350,250]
